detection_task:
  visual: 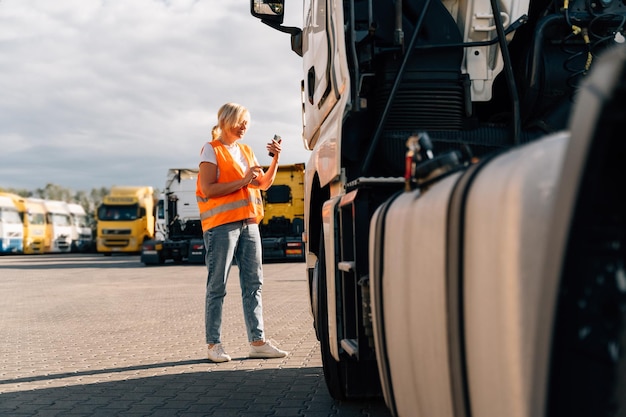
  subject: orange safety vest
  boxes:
[196,141,264,231]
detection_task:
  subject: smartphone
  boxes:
[269,134,282,157]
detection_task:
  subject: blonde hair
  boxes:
[211,125,219,141]
[217,103,250,135]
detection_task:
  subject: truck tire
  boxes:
[547,45,626,417]
[314,231,347,400]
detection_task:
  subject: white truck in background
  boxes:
[0,192,44,254]
[43,200,73,253]
[141,169,205,265]
[251,1,626,416]
[66,203,93,253]
[0,195,24,254]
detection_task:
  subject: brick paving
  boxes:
[0,254,391,417]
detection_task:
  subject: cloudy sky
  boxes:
[0,0,308,193]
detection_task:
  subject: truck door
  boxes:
[302,0,349,186]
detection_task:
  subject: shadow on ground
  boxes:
[0,364,392,417]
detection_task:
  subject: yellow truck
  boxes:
[0,193,46,254]
[259,163,305,262]
[96,186,156,254]
[25,198,47,254]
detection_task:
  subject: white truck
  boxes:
[251,1,626,416]
[66,203,93,253]
[0,192,44,254]
[154,193,167,242]
[43,200,73,253]
[141,169,205,265]
[0,195,24,254]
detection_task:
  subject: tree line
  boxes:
[0,183,110,216]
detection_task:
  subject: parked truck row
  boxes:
[0,186,157,256]
[0,192,92,254]
[2,166,305,260]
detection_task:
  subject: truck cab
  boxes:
[96,186,156,254]
[23,197,47,254]
[0,193,46,254]
[42,200,73,253]
[67,203,93,253]
[0,195,24,254]
[141,169,204,265]
[259,163,306,262]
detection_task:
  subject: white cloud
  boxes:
[0,0,309,192]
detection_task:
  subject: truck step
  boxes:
[341,338,359,358]
[338,261,355,272]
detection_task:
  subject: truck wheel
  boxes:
[547,47,626,417]
[315,232,347,400]
[548,172,626,416]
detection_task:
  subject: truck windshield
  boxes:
[74,214,89,228]
[265,185,292,204]
[50,213,71,226]
[28,212,46,225]
[98,204,139,221]
[0,208,22,224]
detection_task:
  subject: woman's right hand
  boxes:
[243,166,263,185]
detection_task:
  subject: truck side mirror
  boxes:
[250,0,303,57]
[250,0,284,24]
[139,207,146,218]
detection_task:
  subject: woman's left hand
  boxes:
[266,138,282,158]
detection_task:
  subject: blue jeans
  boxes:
[203,220,264,344]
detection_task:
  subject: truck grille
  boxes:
[374,81,467,131]
[102,229,131,235]
[104,239,130,247]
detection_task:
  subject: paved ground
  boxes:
[0,254,391,417]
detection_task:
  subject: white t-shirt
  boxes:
[199,141,260,178]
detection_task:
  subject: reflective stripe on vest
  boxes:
[199,197,249,220]
[196,141,264,231]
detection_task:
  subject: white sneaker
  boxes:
[249,340,288,358]
[207,343,231,363]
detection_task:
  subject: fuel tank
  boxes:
[370,130,569,417]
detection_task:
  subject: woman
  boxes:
[196,102,287,362]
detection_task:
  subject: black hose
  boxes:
[361,0,433,174]
[490,0,521,145]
